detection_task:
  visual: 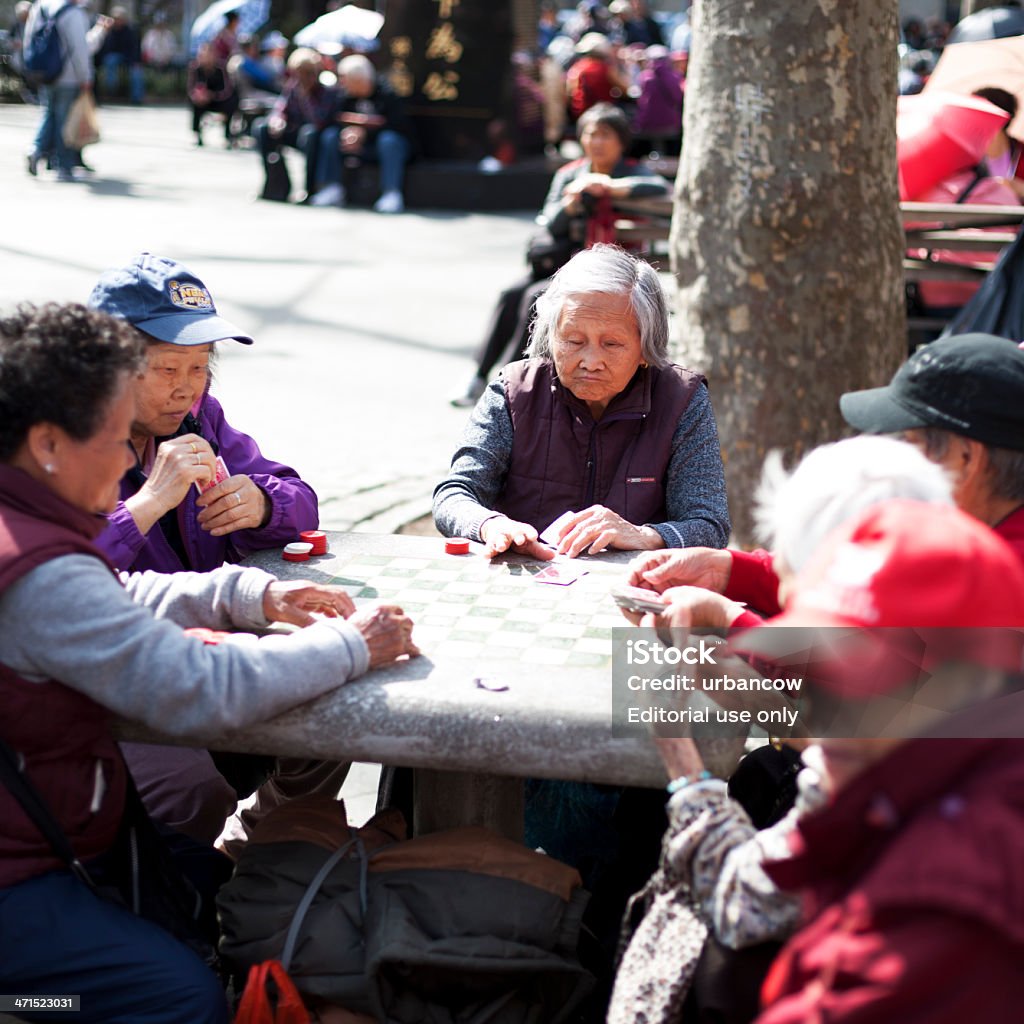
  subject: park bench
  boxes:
[602,196,1024,336]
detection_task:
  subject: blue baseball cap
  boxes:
[88,253,253,346]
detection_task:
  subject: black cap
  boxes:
[840,333,1024,451]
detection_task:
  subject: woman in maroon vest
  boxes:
[0,304,416,1022]
[434,243,730,560]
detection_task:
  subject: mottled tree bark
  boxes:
[672,0,905,544]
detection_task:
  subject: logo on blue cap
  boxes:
[168,279,214,313]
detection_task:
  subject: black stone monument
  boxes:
[379,0,514,161]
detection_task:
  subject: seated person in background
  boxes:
[231,32,280,98]
[621,0,663,46]
[95,5,144,104]
[972,86,1024,198]
[89,253,330,845]
[308,54,413,213]
[260,30,289,82]
[451,102,670,406]
[627,435,953,630]
[253,47,337,203]
[0,303,417,1024]
[434,243,730,559]
[631,44,682,155]
[567,32,628,121]
[141,17,179,72]
[611,500,1024,1024]
[906,89,1023,332]
[188,42,238,147]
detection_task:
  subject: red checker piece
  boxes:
[283,541,314,562]
[445,538,471,555]
[300,530,328,555]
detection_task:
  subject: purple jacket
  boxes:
[96,393,318,573]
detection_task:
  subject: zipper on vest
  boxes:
[130,826,141,913]
[89,759,106,814]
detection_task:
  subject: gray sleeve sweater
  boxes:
[432,380,730,548]
[0,556,370,735]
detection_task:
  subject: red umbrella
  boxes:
[897,91,1010,200]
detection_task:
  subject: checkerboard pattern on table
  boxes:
[324,553,625,668]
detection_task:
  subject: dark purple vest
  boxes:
[0,466,127,887]
[498,359,704,533]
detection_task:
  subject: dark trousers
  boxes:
[0,869,228,1023]
[191,95,239,141]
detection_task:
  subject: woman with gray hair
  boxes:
[434,243,730,559]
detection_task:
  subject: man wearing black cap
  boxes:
[840,333,1024,560]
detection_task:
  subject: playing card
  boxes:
[539,510,577,546]
[196,454,229,495]
[534,563,588,586]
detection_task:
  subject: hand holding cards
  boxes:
[611,584,669,614]
[195,454,230,495]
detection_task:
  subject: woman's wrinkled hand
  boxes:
[262,581,355,626]
[126,433,218,535]
[144,433,216,511]
[197,473,270,536]
[479,516,556,561]
[555,505,663,557]
[627,547,733,594]
[348,604,420,667]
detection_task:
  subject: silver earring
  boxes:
[44,464,55,475]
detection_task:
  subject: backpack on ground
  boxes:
[218,795,595,1023]
[23,3,71,86]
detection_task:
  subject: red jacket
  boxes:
[756,738,1024,1022]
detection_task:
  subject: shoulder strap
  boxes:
[281,835,365,971]
[0,737,98,890]
[955,165,988,205]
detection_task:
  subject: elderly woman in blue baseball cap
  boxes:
[88,253,330,847]
[88,252,318,577]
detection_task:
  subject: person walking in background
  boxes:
[24,0,93,181]
[95,5,143,104]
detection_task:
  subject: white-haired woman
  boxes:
[626,435,954,629]
[308,53,413,213]
[433,244,730,559]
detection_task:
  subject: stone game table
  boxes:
[121,531,667,839]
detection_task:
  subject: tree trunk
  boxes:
[672,0,906,545]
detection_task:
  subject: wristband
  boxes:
[666,769,712,794]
